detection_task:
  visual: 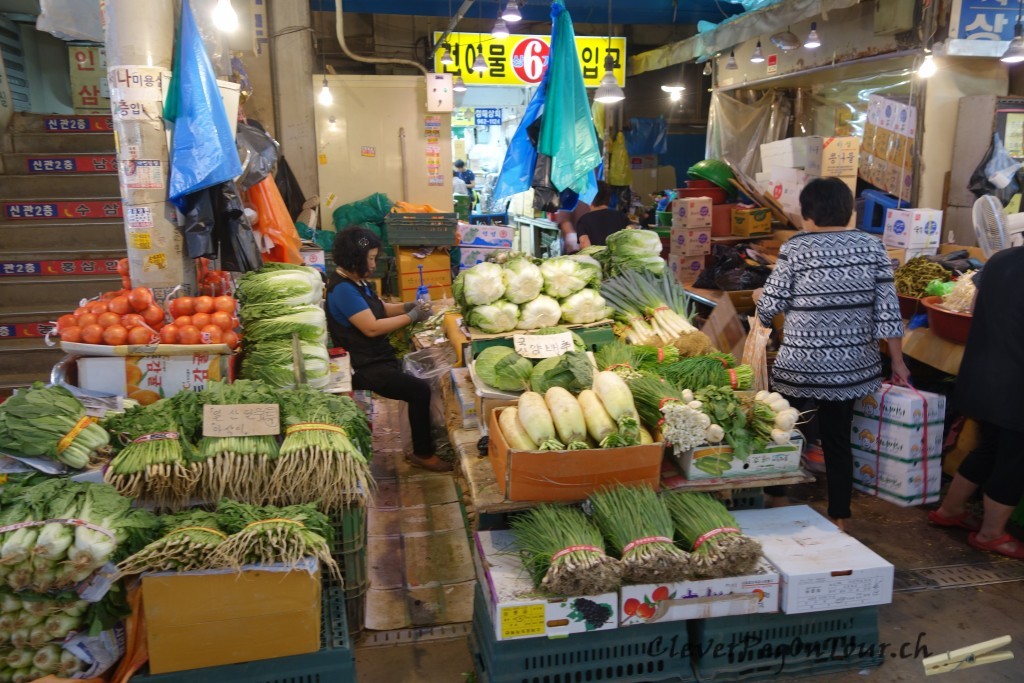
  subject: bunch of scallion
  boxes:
[102,401,197,510]
[115,510,226,577]
[0,644,87,681]
[661,354,754,391]
[0,383,109,469]
[593,342,643,381]
[213,500,341,583]
[272,387,374,510]
[589,485,692,583]
[601,270,700,347]
[0,594,88,654]
[663,492,762,579]
[510,505,621,596]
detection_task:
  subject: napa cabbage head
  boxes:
[539,256,601,298]
[236,268,323,306]
[241,340,331,389]
[461,262,506,306]
[516,295,562,330]
[243,306,328,344]
[502,258,543,304]
[606,229,666,275]
[467,300,519,334]
[560,288,612,324]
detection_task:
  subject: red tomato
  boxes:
[97,312,121,328]
[193,296,215,314]
[159,324,180,345]
[100,290,122,302]
[80,324,104,345]
[213,295,236,313]
[177,325,201,345]
[222,330,240,350]
[117,258,130,276]
[199,324,223,344]
[59,326,82,343]
[108,296,132,315]
[128,287,154,312]
[127,326,153,345]
[142,305,165,326]
[121,276,132,290]
[170,296,195,317]
[86,301,108,315]
[173,315,192,328]
[56,314,77,332]
[210,311,233,331]
[190,312,211,329]
[102,324,128,346]
[73,306,89,317]
[121,313,146,329]
[76,313,98,328]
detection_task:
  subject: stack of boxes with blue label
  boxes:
[456,221,513,271]
[850,385,945,506]
[669,197,712,286]
[881,207,943,259]
[860,94,916,199]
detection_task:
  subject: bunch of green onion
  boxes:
[663,491,762,579]
[116,510,227,577]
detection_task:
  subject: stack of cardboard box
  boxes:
[881,208,942,257]
[668,197,712,286]
[760,136,860,228]
[860,95,916,199]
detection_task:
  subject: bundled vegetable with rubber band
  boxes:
[0,383,109,469]
[627,375,709,452]
[663,491,762,579]
[661,354,753,391]
[752,391,798,446]
[589,485,692,583]
[601,270,712,356]
[115,510,226,577]
[510,504,621,596]
[593,342,644,382]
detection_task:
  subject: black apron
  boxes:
[326,274,396,371]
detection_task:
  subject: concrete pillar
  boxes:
[268,0,318,200]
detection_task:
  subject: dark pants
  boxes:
[818,399,855,519]
[958,421,1024,507]
[352,360,433,456]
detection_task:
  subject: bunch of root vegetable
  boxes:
[510,505,621,596]
[589,486,691,583]
[664,491,761,579]
[213,500,341,583]
[115,510,226,577]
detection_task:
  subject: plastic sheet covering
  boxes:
[331,193,393,231]
[403,346,457,429]
[248,176,303,265]
[166,0,244,209]
[625,117,668,155]
[36,0,102,42]
[797,67,913,139]
[707,90,778,177]
[185,0,231,77]
[236,121,280,191]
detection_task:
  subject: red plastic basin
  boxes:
[675,185,729,205]
[921,295,972,345]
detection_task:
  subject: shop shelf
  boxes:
[385,212,458,246]
[470,584,695,683]
[130,586,355,683]
[689,606,883,681]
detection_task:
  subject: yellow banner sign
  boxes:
[433,32,626,88]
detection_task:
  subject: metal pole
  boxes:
[104,0,195,297]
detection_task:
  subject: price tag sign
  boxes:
[203,404,281,437]
[513,332,574,359]
[500,604,546,639]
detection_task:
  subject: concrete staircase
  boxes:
[0,112,125,398]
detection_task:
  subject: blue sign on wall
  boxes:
[953,0,1018,41]
[474,108,502,127]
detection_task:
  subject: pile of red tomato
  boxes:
[164,294,239,348]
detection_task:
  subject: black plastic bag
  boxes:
[236,121,279,191]
[181,189,217,259]
[275,156,307,220]
[214,182,263,273]
[532,153,561,212]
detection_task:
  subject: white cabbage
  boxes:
[560,288,612,324]
[468,300,520,333]
[539,257,600,298]
[502,258,544,304]
[516,295,562,330]
[463,262,506,306]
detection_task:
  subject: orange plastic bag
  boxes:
[247,176,303,265]
[392,201,443,213]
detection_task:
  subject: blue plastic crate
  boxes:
[690,606,883,681]
[130,586,355,683]
[471,584,695,683]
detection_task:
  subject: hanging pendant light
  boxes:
[492,19,510,40]
[770,27,800,52]
[595,0,625,104]
[453,75,467,92]
[1003,1,1024,63]
[212,0,238,32]
[472,51,488,72]
[501,0,522,22]
[702,62,712,76]
[726,50,738,70]
[318,77,333,106]
[804,22,821,49]
[918,53,937,78]
[750,40,765,63]
[440,43,454,65]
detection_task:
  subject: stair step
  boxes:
[1,174,121,197]
[0,221,126,252]
[3,133,116,155]
[0,249,126,264]
[2,153,118,175]
[1,199,123,222]
[0,339,64,384]
[0,274,123,311]
[8,112,114,134]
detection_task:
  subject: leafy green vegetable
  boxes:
[517,295,562,329]
[529,352,593,394]
[560,288,612,324]
[467,300,519,333]
[241,340,331,389]
[241,306,328,345]
[0,383,109,468]
[474,347,533,392]
[605,229,666,277]
[502,258,544,304]
[461,262,506,306]
[539,256,601,298]
[236,267,323,306]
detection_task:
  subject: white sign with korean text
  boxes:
[513,332,574,359]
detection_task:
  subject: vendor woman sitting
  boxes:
[326,227,452,472]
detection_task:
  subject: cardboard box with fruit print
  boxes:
[619,559,780,627]
[473,530,619,641]
[77,353,230,405]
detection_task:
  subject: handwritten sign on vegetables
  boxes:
[203,404,280,437]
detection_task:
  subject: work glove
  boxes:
[407,303,430,323]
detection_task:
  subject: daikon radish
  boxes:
[517,392,564,451]
[577,389,618,446]
[544,388,588,450]
[499,407,538,451]
[592,371,641,445]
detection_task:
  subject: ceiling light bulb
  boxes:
[726,51,738,70]
[1002,23,1024,63]
[703,62,712,76]
[501,1,522,22]
[472,52,488,72]
[670,90,682,102]
[751,40,765,63]
[918,54,937,78]
[453,76,467,92]
[440,44,454,66]
[212,0,238,32]
[804,22,821,49]
[318,77,333,106]
[492,19,510,40]
[661,84,685,93]
[594,55,624,104]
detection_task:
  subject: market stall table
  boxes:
[901,326,966,376]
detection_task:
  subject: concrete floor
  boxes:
[354,477,1024,683]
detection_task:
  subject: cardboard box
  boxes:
[77,354,228,405]
[767,169,856,214]
[458,245,508,270]
[854,386,946,425]
[450,367,478,429]
[670,255,705,286]
[882,208,942,249]
[805,136,861,177]
[672,435,803,481]
[672,197,713,229]
[732,506,894,614]
[760,138,809,171]
[619,560,780,626]
[850,415,944,462]
[488,408,664,501]
[444,312,469,367]
[852,448,941,505]
[669,227,712,256]
[300,248,326,273]
[397,247,453,302]
[143,561,321,674]
[474,530,618,641]
[457,222,514,248]
[731,207,772,238]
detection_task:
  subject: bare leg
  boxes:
[936,473,981,518]
[976,496,1015,543]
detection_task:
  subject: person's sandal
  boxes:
[968,532,1024,560]
[927,509,982,532]
[406,454,454,472]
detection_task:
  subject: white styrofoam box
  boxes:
[457,222,514,248]
[805,136,861,177]
[458,245,508,271]
[760,138,809,171]
[669,227,711,256]
[619,559,780,627]
[474,530,618,641]
[300,248,326,273]
[882,208,942,249]
[732,506,894,614]
[671,197,713,229]
[852,448,942,505]
[853,386,946,426]
[671,435,803,480]
[850,414,943,462]
[449,367,478,429]
[754,171,771,186]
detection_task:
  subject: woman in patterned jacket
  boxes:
[754,177,911,530]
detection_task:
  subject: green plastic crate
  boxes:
[130,586,355,683]
[470,584,695,683]
[329,505,368,637]
[385,213,458,246]
[468,323,616,357]
[689,606,883,681]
